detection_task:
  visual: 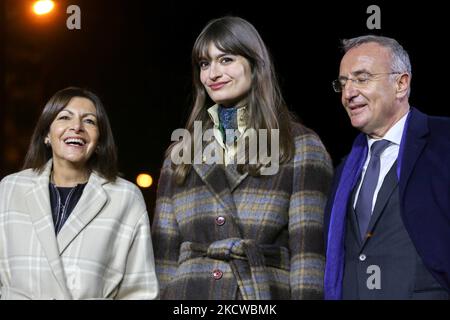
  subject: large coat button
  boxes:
[359,254,367,261]
[215,216,226,226]
[213,269,223,280]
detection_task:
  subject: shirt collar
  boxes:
[207,104,248,134]
[367,111,409,148]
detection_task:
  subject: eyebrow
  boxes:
[60,109,97,118]
[338,69,371,79]
[214,53,230,59]
[199,53,232,61]
[352,69,371,76]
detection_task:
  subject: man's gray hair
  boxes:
[342,35,412,76]
[342,35,412,97]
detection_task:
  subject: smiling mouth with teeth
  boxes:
[64,138,86,146]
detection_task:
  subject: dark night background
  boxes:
[1,0,449,218]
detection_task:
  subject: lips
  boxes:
[348,102,367,109]
[209,81,229,91]
[348,103,367,116]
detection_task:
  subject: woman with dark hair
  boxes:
[0,87,158,299]
[152,17,333,299]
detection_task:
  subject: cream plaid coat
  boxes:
[0,160,158,299]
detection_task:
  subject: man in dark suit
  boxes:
[324,35,450,299]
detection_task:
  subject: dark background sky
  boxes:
[1,0,449,212]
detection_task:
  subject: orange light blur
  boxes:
[136,173,153,188]
[33,0,55,15]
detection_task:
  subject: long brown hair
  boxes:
[23,87,118,182]
[169,16,296,185]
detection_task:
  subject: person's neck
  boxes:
[51,162,89,187]
[221,98,248,109]
[368,103,410,139]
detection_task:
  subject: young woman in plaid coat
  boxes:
[152,17,333,300]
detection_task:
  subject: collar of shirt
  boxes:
[366,110,409,149]
[207,104,248,149]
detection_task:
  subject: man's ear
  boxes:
[396,73,410,98]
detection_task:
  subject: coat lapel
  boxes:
[25,161,72,298]
[57,172,108,254]
[192,164,238,216]
[399,108,428,199]
[348,181,363,245]
[223,164,249,192]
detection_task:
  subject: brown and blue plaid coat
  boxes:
[152,124,333,299]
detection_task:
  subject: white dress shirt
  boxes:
[353,112,409,212]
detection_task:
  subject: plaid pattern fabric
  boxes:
[152,123,333,299]
[178,238,289,299]
[0,160,159,300]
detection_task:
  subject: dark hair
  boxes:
[169,16,296,185]
[23,87,118,181]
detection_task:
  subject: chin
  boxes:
[212,97,229,105]
[349,112,367,127]
[64,157,89,166]
[350,118,367,130]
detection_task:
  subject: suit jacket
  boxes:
[153,123,334,299]
[0,160,159,299]
[325,107,450,293]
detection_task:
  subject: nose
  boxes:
[70,118,84,132]
[342,80,359,101]
[208,62,222,80]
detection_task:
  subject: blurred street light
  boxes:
[136,173,153,188]
[33,0,55,16]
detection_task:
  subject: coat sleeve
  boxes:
[115,190,159,300]
[151,158,181,295]
[288,133,334,299]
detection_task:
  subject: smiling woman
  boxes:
[23,87,117,182]
[152,16,333,300]
[45,97,100,185]
[0,87,159,300]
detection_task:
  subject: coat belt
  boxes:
[178,238,289,300]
